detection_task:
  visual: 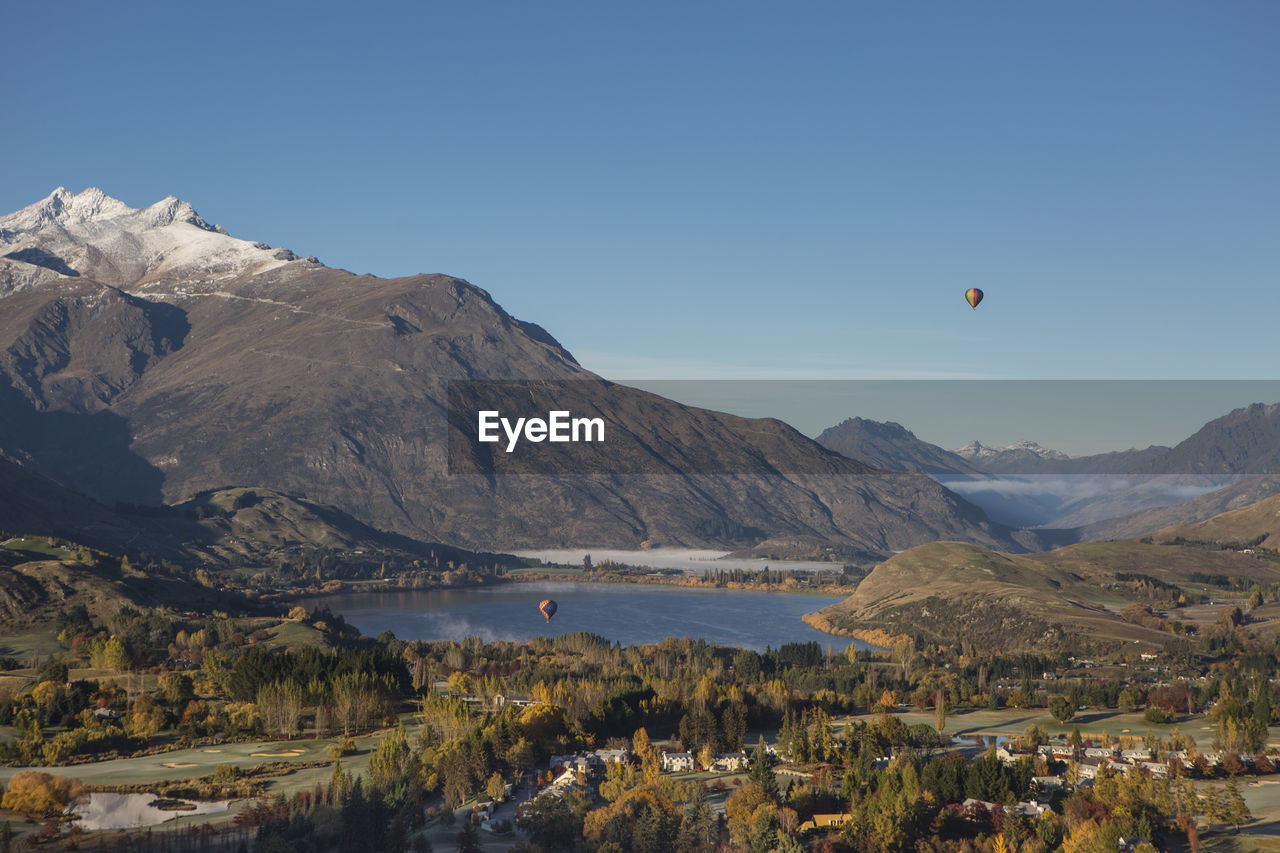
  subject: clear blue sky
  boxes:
[3,1,1277,390]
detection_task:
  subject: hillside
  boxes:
[807,508,1280,652]
[804,542,1166,652]
[1135,402,1280,475]
[0,456,518,574]
[0,188,1029,555]
[0,541,251,628]
[1149,491,1280,549]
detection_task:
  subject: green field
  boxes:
[1,537,74,561]
[836,707,1280,753]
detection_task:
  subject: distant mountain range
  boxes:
[0,188,1033,556]
[953,440,1171,476]
[817,402,1280,535]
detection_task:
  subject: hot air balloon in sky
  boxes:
[965,288,984,310]
[538,599,558,621]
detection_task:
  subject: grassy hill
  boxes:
[1149,491,1280,550]
[806,509,1280,653]
[0,539,253,628]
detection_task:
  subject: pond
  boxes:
[69,792,229,830]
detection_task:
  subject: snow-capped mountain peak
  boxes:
[954,439,1070,461]
[0,187,224,236]
[0,188,315,293]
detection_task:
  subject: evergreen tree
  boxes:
[749,737,779,803]
[1225,776,1252,832]
[455,819,482,853]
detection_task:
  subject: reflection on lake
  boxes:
[70,792,228,830]
[304,582,868,652]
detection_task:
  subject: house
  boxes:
[798,813,852,833]
[1140,651,1158,662]
[995,746,1030,765]
[661,752,695,772]
[711,752,749,772]
[1013,801,1049,818]
[1084,747,1115,760]
[1031,775,1064,791]
[593,748,628,765]
[1121,749,1151,762]
[550,752,607,773]
[1140,761,1169,778]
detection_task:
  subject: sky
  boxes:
[3,2,1278,447]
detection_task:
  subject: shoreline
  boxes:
[801,610,903,649]
[281,569,857,604]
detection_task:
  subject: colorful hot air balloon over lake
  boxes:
[538,599,558,621]
[965,288,984,310]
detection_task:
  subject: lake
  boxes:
[70,793,228,830]
[305,582,869,652]
[514,548,840,573]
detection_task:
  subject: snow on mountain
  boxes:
[0,188,316,294]
[954,440,1070,461]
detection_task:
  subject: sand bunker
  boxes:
[251,750,305,757]
[161,762,197,768]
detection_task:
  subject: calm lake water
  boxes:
[514,548,839,573]
[70,793,228,830]
[305,582,868,652]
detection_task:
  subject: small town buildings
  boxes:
[661,751,696,772]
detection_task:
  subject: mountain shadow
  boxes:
[0,381,166,506]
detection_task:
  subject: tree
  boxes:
[1049,695,1076,724]
[748,737,778,803]
[678,789,719,852]
[455,820,482,853]
[934,690,946,732]
[257,680,305,737]
[1,772,85,818]
[633,727,660,784]
[486,772,506,802]
[126,694,166,739]
[368,726,412,790]
[1069,726,1084,756]
[1225,776,1252,832]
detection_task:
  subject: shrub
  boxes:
[327,737,357,758]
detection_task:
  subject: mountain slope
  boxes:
[1075,475,1280,541]
[0,454,516,573]
[816,418,987,477]
[1149,491,1280,549]
[0,189,1029,554]
[1134,403,1280,475]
